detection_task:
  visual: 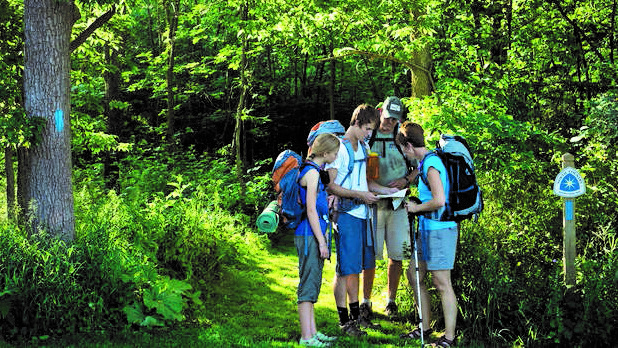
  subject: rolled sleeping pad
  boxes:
[256,201,280,233]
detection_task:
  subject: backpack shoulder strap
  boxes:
[340,139,367,187]
[391,127,414,173]
[368,129,378,148]
[419,151,439,188]
[341,139,355,186]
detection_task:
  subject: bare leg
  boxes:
[406,258,431,330]
[334,273,348,308]
[432,270,457,340]
[362,268,375,301]
[387,259,403,300]
[345,273,360,304]
[298,302,316,340]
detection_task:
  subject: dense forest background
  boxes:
[1,0,617,347]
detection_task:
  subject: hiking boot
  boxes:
[339,320,367,337]
[359,302,373,319]
[385,301,398,318]
[358,313,381,329]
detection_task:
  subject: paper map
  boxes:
[376,189,408,210]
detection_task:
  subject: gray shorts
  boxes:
[295,235,325,303]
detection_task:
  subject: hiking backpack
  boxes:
[420,134,483,222]
[307,120,346,147]
[272,150,305,229]
[306,120,367,188]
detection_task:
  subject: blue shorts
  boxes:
[335,213,375,276]
[418,226,458,271]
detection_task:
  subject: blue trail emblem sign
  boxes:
[553,167,585,198]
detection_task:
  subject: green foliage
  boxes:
[3,0,618,346]
[0,147,270,340]
[404,77,564,174]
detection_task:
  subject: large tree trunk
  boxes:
[21,0,76,241]
[410,46,432,98]
[409,7,433,98]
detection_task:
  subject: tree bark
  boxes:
[329,43,335,119]
[104,45,121,190]
[409,8,433,98]
[69,5,116,53]
[234,1,248,196]
[165,0,181,143]
[4,147,15,221]
[410,46,432,98]
[21,0,77,240]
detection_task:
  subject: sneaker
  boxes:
[385,301,398,318]
[339,320,367,337]
[299,335,330,347]
[315,332,337,343]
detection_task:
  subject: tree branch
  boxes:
[70,6,116,53]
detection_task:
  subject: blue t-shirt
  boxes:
[295,162,330,236]
[418,153,457,231]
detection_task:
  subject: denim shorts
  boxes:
[335,213,375,276]
[418,226,458,271]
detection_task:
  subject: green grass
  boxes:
[1,232,498,348]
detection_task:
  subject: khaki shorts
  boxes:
[373,200,411,261]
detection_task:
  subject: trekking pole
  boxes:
[407,197,424,347]
[326,219,332,261]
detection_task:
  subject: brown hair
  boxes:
[309,133,340,159]
[350,104,379,127]
[397,121,425,148]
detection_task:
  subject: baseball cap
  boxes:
[382,96,403,119]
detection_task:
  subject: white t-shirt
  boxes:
[326,140,369,219]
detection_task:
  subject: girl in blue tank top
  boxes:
[295,133,340,347]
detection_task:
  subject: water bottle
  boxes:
[367,152,380,180]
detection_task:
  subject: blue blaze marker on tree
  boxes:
[55,109,64,132]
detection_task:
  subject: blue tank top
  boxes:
[418,153,457,231]
[295,161,330,237]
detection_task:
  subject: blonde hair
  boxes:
[309,133,340,159]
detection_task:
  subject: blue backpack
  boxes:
[272,150,305,229]
[420,134,483,222]
[307,120,346,147]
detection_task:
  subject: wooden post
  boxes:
[562,153,576,286]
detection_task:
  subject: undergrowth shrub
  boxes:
[396,84,617,347]
[0,147,271,339]
[116,145,272,217]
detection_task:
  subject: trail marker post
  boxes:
[553,153,585,286]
